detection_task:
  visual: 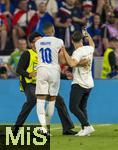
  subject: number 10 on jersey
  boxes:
[40,48,52,63]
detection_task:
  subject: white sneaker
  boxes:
[75,129,91,136]
[90,126,95,132]
[75,129,84,136]
[78,126,95,136]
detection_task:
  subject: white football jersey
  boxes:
[35,36,64,70]
[72,46,94,89]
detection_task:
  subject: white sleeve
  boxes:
[72,51,82,63]
[57,39,64,53]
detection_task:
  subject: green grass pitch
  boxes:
[50,124,118,150]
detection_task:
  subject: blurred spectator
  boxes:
[27,0,37,10]
[87,0,98,12]
[114,30,118,65]
[10,0,37,14]
[82,0,94,28]
[0,0,11,51]
[101,11,118,51]
[96,0,113,23]
[46,0,58,17]
[101,38,118,79]
[0,0,10,12]
[114,8,118,18]
[0,66,8,79]
[35,1,54,35]
[75,0,81,7]
[7,38,27,77]
[55,0,85,53]
[87,13,102,56]
[96,0,107,15]
[109,0,118,10]
[36,0,58,17]
[10,0,19,13]
[27,1,54,36]
[12,0,35,48]
[0,15,8,51]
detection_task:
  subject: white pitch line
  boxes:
[50,124,113,131]
[51,127,62,131]
[96,124,112,126]
[51,126,80,131]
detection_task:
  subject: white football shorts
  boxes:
[35,66,60,96]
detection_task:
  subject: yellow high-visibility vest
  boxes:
[101,48,114,79]
[20,49,38,91]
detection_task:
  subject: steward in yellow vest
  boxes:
[101,38,118,79]
[17,49,38,91]
[101,48,113,79]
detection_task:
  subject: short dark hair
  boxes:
[71,31,83,43]
[19,0,27,3]
[18,37,26,41]
[43,22,54,32]
[28,32,42,43]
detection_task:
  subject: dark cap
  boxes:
[28,32,42,43]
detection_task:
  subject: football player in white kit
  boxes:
[62,29,95,136]
[35,22,66,134]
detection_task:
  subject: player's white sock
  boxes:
[46,101,55,125]
[37,99,47,130]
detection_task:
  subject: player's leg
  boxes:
[36,68,49,133]
[45,96,56,133]
[36,95,56,134]
[45,70,60,132]
[36,95,48,133]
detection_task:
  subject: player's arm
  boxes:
[58,40,67,65]
[58,49,67,65]
[62,47,88,67]
[63,49,78,67]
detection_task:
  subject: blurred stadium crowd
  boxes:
[0,0,118,79]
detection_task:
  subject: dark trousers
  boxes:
[69,84,92,129]
[14,84,74,132]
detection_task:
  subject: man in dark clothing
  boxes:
[13,32,77,135]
